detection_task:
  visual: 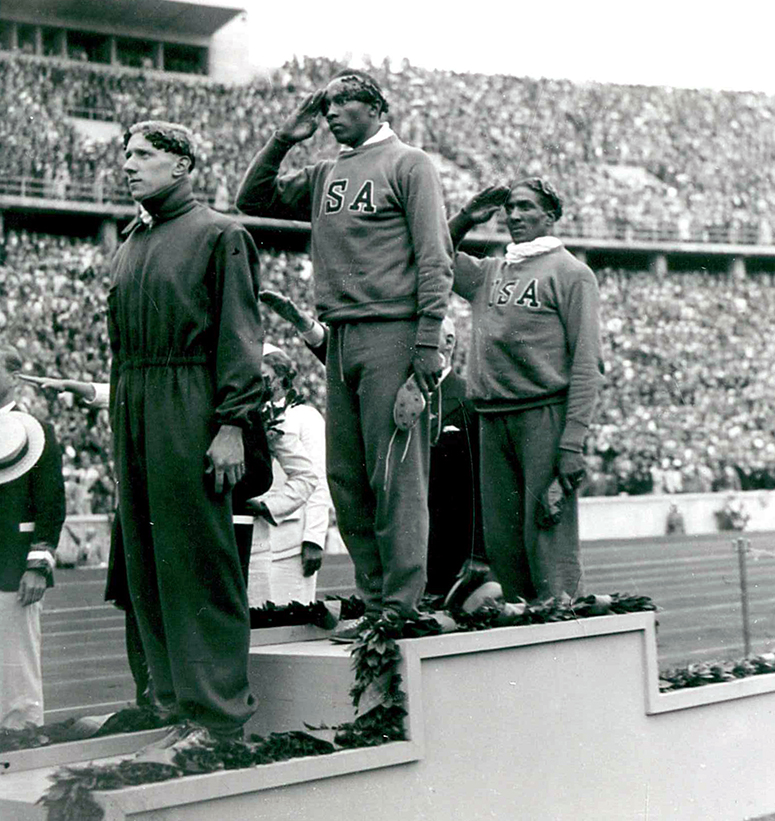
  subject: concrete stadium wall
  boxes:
[579,488,775,540]
[6,612,775,820]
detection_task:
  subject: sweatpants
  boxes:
[326,320,431,619]
[114,362,256,735]
[0,593,43,729]
[479,403,584,602]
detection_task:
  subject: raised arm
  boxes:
[259,289,327,364]
[235,91,325,219]
[20,375,107,407]
[448,185,511,247]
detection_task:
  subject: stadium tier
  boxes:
[3,51,775,508]
[1,51,775,242]
[2,227,774,508]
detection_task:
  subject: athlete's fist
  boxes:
[557,449,587,495]
[461,185,511,225]
[277,91,326,145]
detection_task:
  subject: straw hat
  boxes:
[0,412,45,484]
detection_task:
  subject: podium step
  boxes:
[246,638,356,737]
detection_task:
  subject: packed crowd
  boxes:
[2,51,775,241]
[586,268,775,496]
[2,225,774,511]
[0,230,322,514]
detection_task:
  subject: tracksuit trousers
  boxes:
[114,361,256,735]
[479,403,584,602]
[326,320,431,619]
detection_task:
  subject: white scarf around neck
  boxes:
[504,236,562,265]
[340,122,394,152]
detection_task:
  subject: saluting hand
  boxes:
[461,185,511,225]
[20,374,97,402]
[277,91,326,145]
[206,424,245,494]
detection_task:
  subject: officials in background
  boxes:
[0,345,65,728]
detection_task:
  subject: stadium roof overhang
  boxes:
[2,0,244,38]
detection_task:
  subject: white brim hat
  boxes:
[0,411,45,485]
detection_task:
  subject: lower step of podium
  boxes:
[8,614,775,821]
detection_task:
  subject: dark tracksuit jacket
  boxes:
[109,176,264,733]
[453,244,603,601]
[237,129,453,617]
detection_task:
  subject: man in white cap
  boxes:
[0,345,65,728]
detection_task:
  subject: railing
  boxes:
[557,218,765,246]
[0,172,770,246]
[0,174,223,211]
[65,105,119,122]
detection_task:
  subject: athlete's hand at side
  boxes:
[277,91,326,145]
[206,424,245,494]
[557,449,587,495]
[412,346,444,400]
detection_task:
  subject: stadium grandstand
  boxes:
[3,0,775,512]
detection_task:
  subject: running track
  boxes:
[41,531,775,723]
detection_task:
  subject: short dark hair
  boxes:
[123,121,196,171]
[325,69,389,115]
[0,344,22,374]
[511,177,563,222]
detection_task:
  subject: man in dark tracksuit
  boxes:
[111,121,264,738]
[237,71,453,628]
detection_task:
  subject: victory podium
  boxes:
[5,613,775,820]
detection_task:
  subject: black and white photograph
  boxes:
[2,1,775,818]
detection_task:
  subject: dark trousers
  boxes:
[479,404,584,602]
[326,320,431,619]
[114,364,255,735]
[426,428,487,595]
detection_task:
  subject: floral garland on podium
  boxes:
[37,592,681,820]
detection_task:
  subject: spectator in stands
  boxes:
[236,69,453,638]
[112,120,264,745]
[0,345,65,728]
[448,180,604,603]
